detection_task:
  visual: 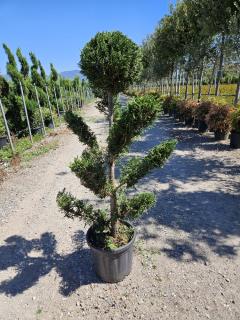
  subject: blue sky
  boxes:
[0,0,175,75]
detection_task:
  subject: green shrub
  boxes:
[181,100,199,121]
[206,104,234,133]
[195,101,213,122]
[0,116,6,137]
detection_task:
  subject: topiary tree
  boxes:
[16,48,29,79]
[79,31,143,125]
[57,32,176,249]
[50,63,58,83]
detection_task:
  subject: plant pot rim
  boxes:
[214,130,230,134]
[86,220,136,255]
[0,135,7,139]
[231,129,240,134]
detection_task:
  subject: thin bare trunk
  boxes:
[215,34,225,96]
[108,92,117,237]
[175,70,178,95]
[192,73,195,99]
[234,73,240,106]
[170,68,174,96]
[178,71,181,96]
[208,59,217,96]
[198,63,204,101]
[185,72,189,100]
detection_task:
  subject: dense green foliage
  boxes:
[108,95,161,158]
[70,147,108,198]
[65,111,97,148]
[120,140,177,187]
[57,189,108,228]
[80,31,142,95]
[0,43,90,138]
[118,192,156,220]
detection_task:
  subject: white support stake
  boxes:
[34,84,46,136]
[53,86,61,117]
[0,98,15,153]
[19,80,33,143]
[63,88,68,111]
[59,85,65,112]
[45,85,55,128]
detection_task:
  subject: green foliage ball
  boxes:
[80,31,142,95]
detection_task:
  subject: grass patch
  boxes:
[0,134,44,162]
[22,141,59,162]
[0,132,59,164]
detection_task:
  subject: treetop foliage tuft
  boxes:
[80,31,142,95]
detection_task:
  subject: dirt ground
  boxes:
[0,101,240,320]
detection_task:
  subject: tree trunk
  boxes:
[170,68,174,96]
[108,92,118,237]
[208,59,217,96]
[178,71,181,96]
[185,72,189,100]
[234,73,240,106]
[198,63,204,102]
[215,33,225,96]
[175,69,178,95]
[192,73,195,99]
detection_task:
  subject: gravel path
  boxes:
[0,102,240,320]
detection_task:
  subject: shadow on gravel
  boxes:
[0,231,101,297]
[129,115,240,262]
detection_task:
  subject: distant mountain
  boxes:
[60,69,82,79]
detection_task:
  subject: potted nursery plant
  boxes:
[181,100,198,127]
[195,101,212,133]
[206,104,233,141]
[230,108,240,149]
[57,31,176,283]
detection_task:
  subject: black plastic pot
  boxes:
[179,115,185,122]
[185,117,194,127]
[163,110,168,115]
[214,130,230,141]
[169,110,173,117]
[198,120,208,133]
[32,126,43,135]
[230,131,240,149]
[193,119,199,129]
[86,222,136,283]
[48,122,54,129]
[0,136,8,148]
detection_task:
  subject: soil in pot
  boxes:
[87,221,136,283]
[198,120,208,133]
[0,136,8,149]
[230,131,240,149]
[214,130,230,141]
